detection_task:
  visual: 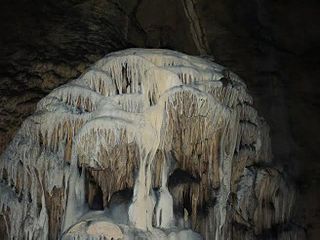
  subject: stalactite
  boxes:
[0,49,301,240]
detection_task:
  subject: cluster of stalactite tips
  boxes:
[0,49,305,240]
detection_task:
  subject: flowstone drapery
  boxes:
[0,49,303,239]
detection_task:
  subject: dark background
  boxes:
[0,0,319,238]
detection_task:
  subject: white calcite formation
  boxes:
[0,49,303,240]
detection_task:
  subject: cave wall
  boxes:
[0,0,319,239]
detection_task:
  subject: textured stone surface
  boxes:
[0,0,319,239]
[0,49,300,239]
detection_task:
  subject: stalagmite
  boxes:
[155,153,174,228]
[0,49,304,240]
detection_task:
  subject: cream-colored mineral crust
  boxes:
[0,49,299,240]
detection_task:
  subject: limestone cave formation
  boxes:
[0,49,305,239]
[0,0,319,239]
